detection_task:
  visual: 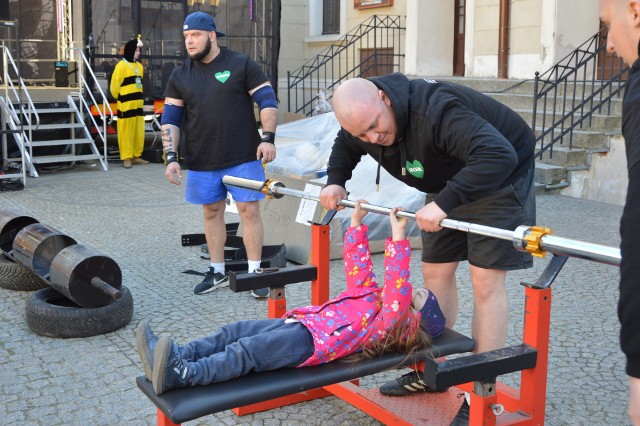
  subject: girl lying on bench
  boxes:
[136,201,446,395]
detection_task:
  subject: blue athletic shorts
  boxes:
[185,160,266,205]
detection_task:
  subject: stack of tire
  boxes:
[0,208,133,338]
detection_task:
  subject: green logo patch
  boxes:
[214,70,231,83]
[406,160,424,178]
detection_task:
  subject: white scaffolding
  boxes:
[56,0,73,61]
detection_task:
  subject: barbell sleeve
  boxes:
[222,176,621,266]
[90,277,123,301]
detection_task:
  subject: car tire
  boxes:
[0,253,48,291]
[25,285,134,338]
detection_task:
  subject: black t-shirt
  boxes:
[164,48,268,170]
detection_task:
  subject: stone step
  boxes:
[516,109,621,133]
[536,146,588,167]
[534,162,567,186]
[486,92,623,115]
[434,76,626,98]
[533,128,610,151]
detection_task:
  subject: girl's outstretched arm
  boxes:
[378,208,413,330]
[344,200,376,289]
[389,207,408,242]
[350,199,368,227]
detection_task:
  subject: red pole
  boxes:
[519,286,552,423]
[310,224,330,305]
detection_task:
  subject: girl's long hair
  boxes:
[343,311,432,364]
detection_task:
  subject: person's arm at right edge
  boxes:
[621,159,640,426]
[161,97,185,185]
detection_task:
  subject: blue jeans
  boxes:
[180,319,315,385]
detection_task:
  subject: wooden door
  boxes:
[453,0,465,76]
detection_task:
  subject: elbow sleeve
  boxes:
[251,85,278,110]
[161,104,185,128]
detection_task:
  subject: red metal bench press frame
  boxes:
[147,220,555,425]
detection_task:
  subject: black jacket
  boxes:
[619,58,640,378]
[326,73,535,214]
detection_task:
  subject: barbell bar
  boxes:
[222,176,621,267]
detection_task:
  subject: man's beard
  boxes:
[189,37,212,61]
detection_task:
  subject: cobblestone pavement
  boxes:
[0,161,629,425]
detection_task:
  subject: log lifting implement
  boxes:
[222,175,621,267]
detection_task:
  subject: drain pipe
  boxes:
[498,0,510,79]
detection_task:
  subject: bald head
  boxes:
[333,78,381,125]
[331,77,398,146]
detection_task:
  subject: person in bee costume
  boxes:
[110,35,148,169]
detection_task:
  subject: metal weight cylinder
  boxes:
[49,244,122,308]
[0,208,39,253]
[12,223,77,277]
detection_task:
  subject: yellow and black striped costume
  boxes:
[110,39,145,161]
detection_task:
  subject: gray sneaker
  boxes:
[193,268,229,295]
[135,321,159,381]
[152,336,193,395]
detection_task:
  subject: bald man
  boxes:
[320,73,536,412]
[600,1,640,424]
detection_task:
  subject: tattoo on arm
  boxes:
[161,129,173,153]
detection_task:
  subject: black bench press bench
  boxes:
[136,328,476,425]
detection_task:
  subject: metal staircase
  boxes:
[0,45,38,185]
[0,46,112,180]
[26,94,107,175]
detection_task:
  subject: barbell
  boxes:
[221,176,621,267]
[11,222,122,307]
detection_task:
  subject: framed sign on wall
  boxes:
[354,0,393,10]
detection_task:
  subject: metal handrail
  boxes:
[532,28,629,160]
[0,46,40,130]
[0,96,28,185]
[68,47,113,168]
[1,45,40,177]
[287,15,405,117]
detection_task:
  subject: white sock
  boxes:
[247,260,261,273]
[211,262,225,274]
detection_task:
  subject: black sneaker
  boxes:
[193,268,229,295]
[450,398,470,426]
[135,321,159,381]
[251,287,269,298]
[152,336,193,395]
[379,370,448,396]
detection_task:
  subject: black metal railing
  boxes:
[287,15,405,117]
[532,28,629,160]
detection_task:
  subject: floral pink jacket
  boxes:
[284,225,419,367]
